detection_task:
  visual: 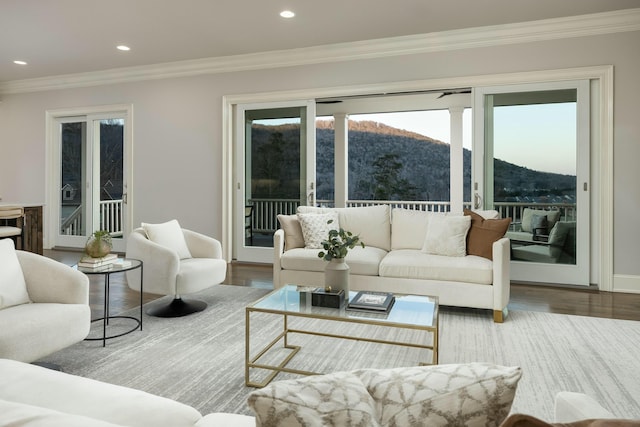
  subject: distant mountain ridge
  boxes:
[250,121,576,204]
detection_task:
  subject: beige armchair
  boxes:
[0,240,90,363]
[125,222,227,318]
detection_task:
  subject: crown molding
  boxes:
[1,8,638,95]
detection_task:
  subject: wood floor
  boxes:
[45,249,640,322]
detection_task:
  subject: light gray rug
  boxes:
[39,285,640,421]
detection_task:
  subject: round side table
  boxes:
[76,258,143,347]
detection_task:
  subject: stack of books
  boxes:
[347,291,396,313]
[77,253,117,269]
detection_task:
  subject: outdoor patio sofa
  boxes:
[273,204,511,322]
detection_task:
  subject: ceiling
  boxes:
[1,0,638,84]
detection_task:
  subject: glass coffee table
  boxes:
[245,284,438,387]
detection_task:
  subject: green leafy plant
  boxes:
[318,220,365,261]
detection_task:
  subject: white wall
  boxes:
[1,30,639,284]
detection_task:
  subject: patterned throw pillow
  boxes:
[297,212,340,249]
[422,214,471,257]
[248,370,380,427]
[358,363,522,427]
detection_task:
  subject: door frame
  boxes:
[472,80,591,286]
[45,104,134,252]
[233,100,316,263]
[222,65,613,290]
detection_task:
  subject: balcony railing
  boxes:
[60,199,124,237]
[247,198,577,236]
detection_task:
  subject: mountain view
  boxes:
[249,120,576,204]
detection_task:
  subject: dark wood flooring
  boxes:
[45,249,640,321]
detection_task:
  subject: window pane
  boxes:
[60,122,86,236]
[348,111,451,209]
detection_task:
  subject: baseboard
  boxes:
[613,274,640,294]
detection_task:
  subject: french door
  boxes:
[473,81,590,286]
[52,110,131,253]
[234,100,316,263]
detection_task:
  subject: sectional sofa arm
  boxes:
[273,229,285,289]
[492,237,511,322]
[16,251,89,305]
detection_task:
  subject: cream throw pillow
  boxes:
[422,215,471,257]
[0,239,31,309]
[297,212,339,249]
[276,214,305,250]
[141,219,192,259]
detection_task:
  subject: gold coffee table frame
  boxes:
[245,285,438,388]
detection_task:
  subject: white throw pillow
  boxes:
[0,239,31,309]
[391,208,438,250]
[141,220,192,259]
[421,215,471,257]
[297,212,339,249]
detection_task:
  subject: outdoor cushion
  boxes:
[521,209,561,233]
[379,249,493,284]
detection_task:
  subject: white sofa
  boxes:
[273,205,511,322]
[0,240,91,363]
[0,358,254,427]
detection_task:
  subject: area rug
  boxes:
[39,285,640,421]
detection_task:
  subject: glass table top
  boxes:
[249,284,438,328]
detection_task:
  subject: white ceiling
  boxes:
[1,0,638,84]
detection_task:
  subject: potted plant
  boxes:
[85,230,113,258]
[318,220,364,293]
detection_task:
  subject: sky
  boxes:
[347,103,577,176]
[257,102,578,176]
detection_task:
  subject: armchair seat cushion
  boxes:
[176,258,227,295]
[0,303,90,363]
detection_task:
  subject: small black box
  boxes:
[311,289,345,309]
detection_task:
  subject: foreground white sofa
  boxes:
[0,240,91,363]
[274,205,511,322]
[0,359,254,427]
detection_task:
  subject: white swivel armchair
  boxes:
[125,221,227,317]
[0,239,90,363]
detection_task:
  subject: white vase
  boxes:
[324,258,350,294]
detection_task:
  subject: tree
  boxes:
[372,153,417,200]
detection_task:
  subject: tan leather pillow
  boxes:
[464,209,511,260]
[277,214,305,250]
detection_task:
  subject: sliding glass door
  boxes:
[473,81,590,286]
[234,100,316,263]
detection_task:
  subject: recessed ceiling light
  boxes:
[13,60,27,65]
[117,45,131,51]
[280,10,295,18]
